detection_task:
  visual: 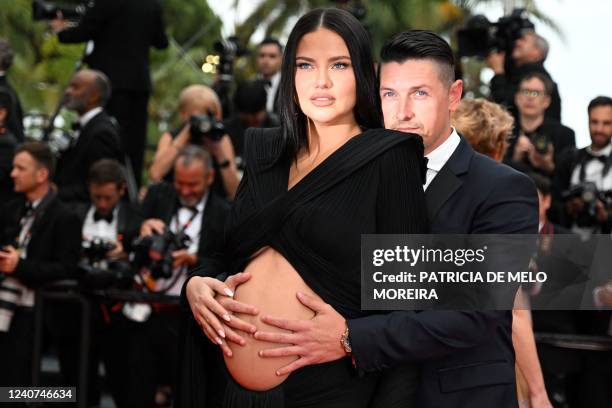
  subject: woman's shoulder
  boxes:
[359,128,425,157]
[244,127,285,167]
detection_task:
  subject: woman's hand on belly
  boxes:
[186,272,259,356]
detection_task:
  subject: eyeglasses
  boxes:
[518,88,547,97]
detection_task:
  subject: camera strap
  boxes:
[173,205,200,239]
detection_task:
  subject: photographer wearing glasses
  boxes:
[555,96,612,239]
[505,72,575,178]
[149,85,240,200]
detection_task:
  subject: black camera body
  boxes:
[82,238,116,265]
[529,131,551,155]
[189,114,225,145]
[562,182,612,227]
[457,8,535,58]
[132,230,191,280]
[32,0,86,21]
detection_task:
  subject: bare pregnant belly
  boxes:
[223,247,319,391]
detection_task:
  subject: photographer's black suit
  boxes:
[349,137,539,408]
[55,110,123,205]
[58,0,168,185]
[0,74,24,142]
[0,192,81,387]
[141,182,230,264]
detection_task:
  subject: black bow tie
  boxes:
[586,152,608,165]
[93,210,114,223]
[72,122,81,132]
[181,205,198,214]
[263,79,272,87]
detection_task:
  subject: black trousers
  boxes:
[0,307,34,386]
[105,308,181,408]
[106,90,150,186]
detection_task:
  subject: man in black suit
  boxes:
[207,30,538,408]
[55,69,123,206]
[0,39,24,142]
[67,159,143,407]
[505,72,575,182]
[0,142,81,387]
[52,0,168,185]
[120,145,229,407]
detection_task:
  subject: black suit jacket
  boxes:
[55,110,123,204]
[141,182,230,267]
[0,192,81,289]
[57,0,168,92]
[0,75,24,142]
[0,128,17,203]
[348,138,539,408]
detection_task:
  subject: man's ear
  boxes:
[449,79,463,112]
[542,94,551,110]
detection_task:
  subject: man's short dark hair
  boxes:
[519,72,553,96]
[380,30,455,86]
[234,80,267,114]
[88,159,125,187]
[91,70,112,106]
[15,142,55,177]
[258,37,283,53]
[529,172,551,196]
[0,39,14,71]
[588,96,612,114]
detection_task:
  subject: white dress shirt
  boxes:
[82,205,119,242]
[72,106,103,142]
[423,128,461,190]
[155,194,208,296]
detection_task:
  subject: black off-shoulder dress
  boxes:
[177,127,428,408]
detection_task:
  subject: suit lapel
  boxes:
[425,165,462,221]
[425,136,473,222]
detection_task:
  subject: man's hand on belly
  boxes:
[254,292,347,376]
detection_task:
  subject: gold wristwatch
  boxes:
[340,323,352,355]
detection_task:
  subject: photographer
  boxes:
[0,142,81,387]
[55,69,123,206]
[555,96,612,238]
[127,146,228,406]
[51,0,168,185]
[149,84,240,200]
[487,30,561,121]
[505,72,575,177]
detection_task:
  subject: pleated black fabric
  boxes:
[177,127,428,408]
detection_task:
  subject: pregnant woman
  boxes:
[180,8,428,407]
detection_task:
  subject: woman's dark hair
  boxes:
[278,8,382,161]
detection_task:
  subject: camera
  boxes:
[213,36,249,83]
[78,238,134,289]
[189,113,226,144]
[457,8,535,58]
[32,0,86,21]
[529,131,550,155]
[132,230,191,280]
[82,238,116,265]
[562,182,612,227]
